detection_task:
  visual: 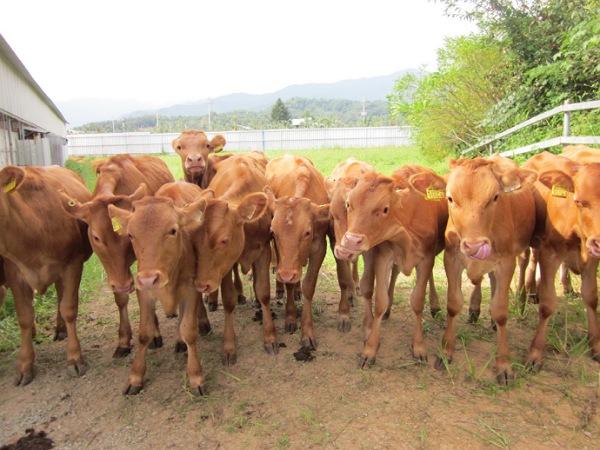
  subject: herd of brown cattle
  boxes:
[1,130,599,394]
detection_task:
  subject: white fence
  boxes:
[67,126,412,156]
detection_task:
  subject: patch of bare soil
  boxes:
[1,271,599,449]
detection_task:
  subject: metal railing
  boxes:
[461,100,600,158]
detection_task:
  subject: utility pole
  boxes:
[208,98,213,131]
[361,97,367,125]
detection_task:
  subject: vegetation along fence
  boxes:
[462,100,600,158]
[67,126,413,156]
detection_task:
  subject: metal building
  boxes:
[0,34,67,166]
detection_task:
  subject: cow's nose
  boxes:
[278,269,299,283]
[186,155,203,164]
[461,239,492,259]
[587,237,600,257]
[341,232,365,251]
[110,279,134,294]
[195,281,214,294]
[137,271,160,289]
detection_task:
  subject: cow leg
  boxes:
[468,280,482,323]
[428,272,441,317]
[411,258,434,362]
[148,310,163,349]
[124,292,156,395]
[581,260,600,360]
[221,270,237,366]
[491,258,515,385]
[359,245,393,367]
[516,250,529,310]
[197,293,212,336]
[54,297,67,341]
[436,249,464,370]
[7,264,35,386]
[207,290,218,312]
[561,263,576,296]
[284,282,298,333]
[112,291,133,358]
[56,263,86,378]
[174,302,187,353]
[300,237,327,350]
[334,257,353,333]
[352,260,360,296]
[233,263,246,304]
[526,249,561,371]
[275,281,285,301]
[383,264,399,320]
[253,246,277,353]
[180,288,205,395]
[525,247,539,301]
[360,249,376,341]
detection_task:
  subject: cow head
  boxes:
[329,177,359,261]
[107,196,206,293]
[60,185,147,293]
[444,158,536,260]
[190,193,268,294]
[538,162,600,260]
[267,191,329,284]
[172,130,226,185]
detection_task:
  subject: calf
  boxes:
[61,154,174,357]
[337,168,447,366]
[438,157,536,384]
[524,153,600,370]
[0,165,92,385]
[108,183,212,395]
[173,130,226,187]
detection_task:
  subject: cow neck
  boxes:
[388,191,427,274]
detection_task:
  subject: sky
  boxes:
[0,0,476,107]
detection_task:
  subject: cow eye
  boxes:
[220,238,229,245]
[493,194,499,202]
[127,233,134,240]
[169,228,177,236]
[92,234,101,243]
[304,230,311,237]
[447,196,453,204]
[345,201,350,210]
[383,206,389,214]
[177,145,182,150]
[575,199,587,208]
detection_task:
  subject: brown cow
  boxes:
[0,165,92,385]
[337,167,447,365]
[61,154,174,357]
[437,157,536,384]
[108,182,213,395]
[523,151,600,370]
[173,130,226,187]
[188,154,272,360]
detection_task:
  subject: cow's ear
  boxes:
[198,188,215,201]
[172,137,183,155]
[0,166,25,194]
[92,158,108,175]
[237,193,268,223]
[497,168,538,193]
[263,186,276,212]
[311,203,330,223]
[107,204,132,235]
[179,198,207,229]
[59,191,91,221]
[111,184,148,210]
[408,172,447,199]
[208,134,226,153]
[538,170,574,194]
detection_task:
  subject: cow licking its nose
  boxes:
[587,237,600,258]
[277,269,299,283]
[137,271,161,289]
[341,232,365,252]
[460,239,492,260]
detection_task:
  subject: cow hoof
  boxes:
[67,359,88,378]
[412,350,428,363]
[337,317,351,333]
[382,310,391,321]
[53,329,67,341]
[198,321,212,336]
[222,352,237,366]
[149,336,163,349]
[496,370,515,386]
[208,302,218,312]
[275,290,284,300]
[430,308,442,319]
[348,295,355,307]
[237,294,247,305]
[123,384,143,395]
[112,346,132,358]
[358,354,376,369]
[295,291,302,302]
[264,342,279,355]
[285,321,297,334]
[174,341,187,353]
[166,312,178,319]
[14,369,34,386]
[300,336,317,351]
[191,385,207,397]
[490,320,497,332]
[468,310,480,323]
[434,356,452,371]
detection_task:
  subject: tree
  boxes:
[271,98,291,124]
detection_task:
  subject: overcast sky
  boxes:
[1,0,476,106]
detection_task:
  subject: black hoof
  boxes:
[434,356,452,371]
[264,342,279,355]
[285,321,297,334]
[348,294,355,307]
[198,321,212,336]
[468,310,480,323]
[123,384,143,395]
[337,318,352,333]
[412,351,428,363]
[53,329,67,341]
[237,295,247,305]
[300,336,317,351]
[67,359,88,378]
[222,352,237,366]
[149,336,163,349]
[358,354,376,369]
[525,359,542,373]
[112,346,132,358]
[192,385,207,397]
[208,302,218,312]
[490,320,497,332]
[496,370,515,386]
[14,370,34,386]
[174,341,187,353]
[430,308,441,319]
[382,310,391,321]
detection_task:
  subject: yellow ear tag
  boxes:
[67,199,77,207]
[425,187,445,201]
[111,217,122,233]
[551,185,568,198]
[3,178,17,193]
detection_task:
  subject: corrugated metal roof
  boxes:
[0,33,66,124]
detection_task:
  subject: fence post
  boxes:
[261,130,265,152]
[488,143,494,155]
[563,99,571,138]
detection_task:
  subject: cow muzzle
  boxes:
[460,238,492,260]
[185,155,205,172]
[277,268,300,284]
[110,279,135,294]
[587,237,600,258]
[341,232,367,252]
[195,280,218,294]
[136,270,164,290]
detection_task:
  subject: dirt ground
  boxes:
[1,266,599,450]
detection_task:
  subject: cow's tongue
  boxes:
[472,243,491,260]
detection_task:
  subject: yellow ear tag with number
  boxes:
[425,187,445,201]
[111,217,122,233]
[67,199,77,207]
[3,178,17,193]
[551,185,568,198]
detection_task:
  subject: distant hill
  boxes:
[58,98,155,126]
